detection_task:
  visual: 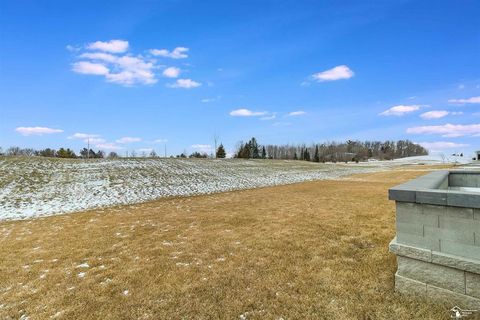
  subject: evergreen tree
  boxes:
[294,152,298,160]
[216,144,226,158]
[314,145,320,162]
[304,148,310,161]
[261,146,266,159]
[250,137,260,158]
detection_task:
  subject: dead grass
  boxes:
[0,166,457,319]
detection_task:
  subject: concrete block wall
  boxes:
[395,203,480,260]
[389,170,480,309]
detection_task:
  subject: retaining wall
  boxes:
[389,170,480,308]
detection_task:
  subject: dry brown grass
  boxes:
[0,166,457,319]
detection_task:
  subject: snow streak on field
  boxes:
[0,157,392,220]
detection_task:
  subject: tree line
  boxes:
[235,138,428,162]
[0,139,426,162]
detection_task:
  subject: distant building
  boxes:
[476,151,480,161]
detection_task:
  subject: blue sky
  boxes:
[1,0,479,157]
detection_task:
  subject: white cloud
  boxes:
[162,67,180,78]
[379,105,420,116]
[153,138,168,143]
[68,133,105,144]
[448,96,480,105]
[420,110,449,119]
[69,133,100,140]
[191,144,213,154]
[418,141,469,151]
[66,45,80,52]
[312,65,354,82]
[167,78,201,89]
[95,142,123,150]
[72,61,110,75]
[72,42,160,86]
[229,108,267,117]
[137,148,154,153]
[15,127,64,136]
[201,96,221,103]
[150,47,189,59]
[87,40,129,53]
[116,137,142,144]
[407,123,480,137]
[287,111,306,116]
[260,114,276,120]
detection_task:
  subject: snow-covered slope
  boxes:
[0,157,389,220]
[392,154,472,165]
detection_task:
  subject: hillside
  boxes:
[0,157,394,220]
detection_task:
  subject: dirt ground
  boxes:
[0,166,460,319]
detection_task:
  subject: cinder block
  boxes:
[449,174,473,188]
[397,202,422,215]
[397,210,438,227]
[389,238,432,262]
[397,256,465,294]
[422,204,447,217]
[474,209,480,220]
[432,251,480,274]
[439,215,480,233]
[427,284,480,309]
[395,273,426,295]
[396,222,424,236]
[446,206,474,219]
[397,233,440,251]
[424,226,474,245]
[441,240,480,260]
[466,272,480,299]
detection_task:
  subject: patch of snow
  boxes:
[0,158,412,220]
[77,272,86,278]
[76,263,89,268]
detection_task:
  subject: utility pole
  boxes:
[213,133,219,159]
[87,138,90,160]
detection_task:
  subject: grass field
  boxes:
[0,165,459,320]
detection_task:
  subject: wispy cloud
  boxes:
[153,138,168,143]
[201,96,221,103]
[68,133,105,144]
[96,143,123,150]
[69,133,100,140]
[167,78,201,89]
[407,123,480,137]
[15,127,64,136]
[448,96,480,105]
[260,113,276,120]
[191,144,212,153]
[287,111,306,116]
[87,40,129,53]
[162,67,180,78]
[150,47,189,59]
[312,65,354,82]
[379,105,420,116]
[116,137,142,144]
[230,108,267,117]
[418,141,469,151]
[419,110,449,119]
